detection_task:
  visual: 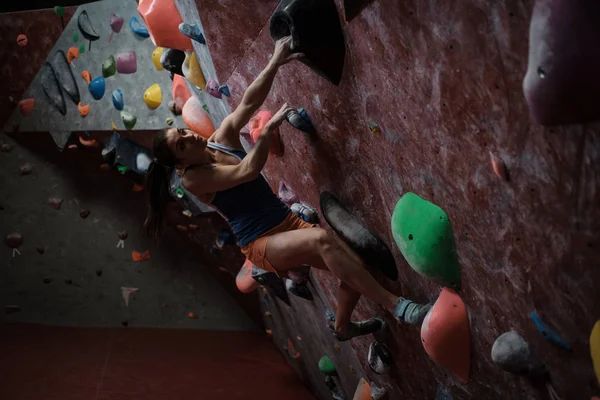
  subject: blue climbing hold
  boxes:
[112,88,124,111]
[88,77,106,100]
[179,23,206,44]
[218,84,230,98]
[530,312,571,351]
[129,16,149,38]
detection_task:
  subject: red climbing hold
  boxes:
[421,287,471,384]
[490,152,509,181]
[18,99,34,117]
[188,312,198,319]
[132,250,150,262]
[132,183,144,192]
[176,224,188,232]
[16,34,28,47]
[78,102,90,118]
[137,0,193,51]
[81,70,91,84]
[47,197,63,210]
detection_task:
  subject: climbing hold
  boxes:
[121,287,139,307]
[73,33,79,42]
[102,55,116,78]
[334,343,340,351]
[435,384,454,400]
[188,224,199,231]
[530,312,571,351]
[160,48,185,76]
[218,85,231,98]
[171,74,191,110]
[81,70,91,84]
[129,16,149,38]
[321,191,398,280]
[264,311,272,317]
[1,143,13,152]
[117,165,128,174]
[88,76,106,100]
[138,0,193,50]
[236,259,261,293]
[367,120,381,136]
[16,34,28,47]
[175,187,185,199]
[5,305,21,315]
[18,99,34,117]
[202,104,210,114]
[265,329,273,335]
[182,52,206,89]
[252,266,290,306]
[78,10,100,43]
[51,50,80,104]
[5,233,23,249]
[110,14,124,33]
[68,144,78,150]
[318,356,337,376]
[182,209,192,217]
[168,100,182,116]
[182,96,215,138]
[491,331,546,376]
[54,5,65,17]
[324,376,344,400]
[187,312,198,319]
[166,117,174,126]
[152,47,164,71]
[67,47,79,63]
[524,1,600,125]
[47,197,63,210]
[287,107,316,133]
[79,136,98,148]
[79,209,90,219]
[19,163,32,175]
[367,341,394,375]
[111,122,118,131]
[96,270,103,277]
[490,152,509,181]
[78,102,90,118]
[143,84,162,110]
[352,377,371,400]
[40,62,66,116]
[421,288,470,384]
[391,192,460,288]
[591,321,600,385]
[176,224,188,232]
[179,23,206,44]
[249,110,283,156]
[112,89,124,111]
[79,44,86,54]
[115,51,137,74]
[121,111,137,130]
[131,250,150,262]
[348,365,355,374]
[132,183,144,192]
[206,78,221,99]
[285,279,313,300]
[269,0,345,85]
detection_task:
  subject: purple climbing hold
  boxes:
[218,84,230,98]
[110,14,124,33]
[116,51,137,74]
[206,78,221,98]
[278,181,299,206]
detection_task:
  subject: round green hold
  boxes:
[175,187,185,199]
[391,192,460,289]
[54,6,65,17]
[318,355,337,376]
[117,165,128,174]
[73,33,79,43]
[79,44,86,54]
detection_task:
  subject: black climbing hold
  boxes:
[77,10,100,41]
[79,209,91,219]
[40,62,66,116]
[436,384,454,400]
[5,305,21,315]
[160,48,186,76]
[343,0,374,21]
[269,0,346,85]
[168,100,182,115]
[320,191,398,280]
[285,279,313,300]
[96,270,103,277]
[368,340,394,374]
[252,265,290,306]
[121,320,129,327]
[43,278,52,284]
[51,50,80,105]
[64,279,73,285]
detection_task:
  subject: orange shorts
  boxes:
[241,212,316,276]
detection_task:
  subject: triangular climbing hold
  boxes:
[121,287,139,307]
[81,70,91,84]
[78,102,90,118]
[391,192,460,288]
[67,47,79,63]
[143,84,162,110]
[590,321,600,385]
[421,288,470,384]
[121,111,137,130]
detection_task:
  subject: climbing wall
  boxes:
[202,0,600,398]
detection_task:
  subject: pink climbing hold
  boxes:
[206,78,221,99]
[115,51,137,74]
[110,14,124,33]
[18,99,34,117]
[278,181,299,206]
[490,152,509,181]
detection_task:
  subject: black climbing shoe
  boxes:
[368,340,394,375]
[285,280,313,300]
[331,318,385,342]
[251,266,290,306]
[393,297,431,325]
[324,376,345,400]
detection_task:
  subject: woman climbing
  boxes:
[145,37,431,341]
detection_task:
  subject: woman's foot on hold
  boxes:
[393,297,431,325]
[332,318,385,341]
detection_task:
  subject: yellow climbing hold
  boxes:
[591,320,600,385]
[111,122,118,131]
[183,51,206,89]
[143,83,162,110]
[152,47,164,71]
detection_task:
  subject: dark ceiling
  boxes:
[1,1,100,13]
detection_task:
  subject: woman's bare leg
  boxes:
[335,282,361,331]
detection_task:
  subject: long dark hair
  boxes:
[145,130,179,237]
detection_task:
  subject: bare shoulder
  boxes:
[210,120,243,149]
[182,167,215,202]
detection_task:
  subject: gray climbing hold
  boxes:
[40,62,66,116]
[491,331,546,376]
[51,50,80,104]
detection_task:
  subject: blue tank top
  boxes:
[205,142,291,247]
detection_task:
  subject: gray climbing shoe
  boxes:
[393,297,431,325]
[331,318,385,342]
[368,340,394,375]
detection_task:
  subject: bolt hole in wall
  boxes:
[537,66,546,78]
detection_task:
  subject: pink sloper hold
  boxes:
[116,51,137,74]
[206,78,221,99]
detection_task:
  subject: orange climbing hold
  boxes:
[172,74,191,110]
[132,250,151,262]
[352,378,371,400]
[78,102,90,118]
[265,329,273,335]
[67,47,79,63]
[235,258,260,293]
[421,287,471,384]
[490,152,509,181]
[18,99,34,117]
[81,70,91,84]
[182,96,215,139]
[249,110,283,157]
[137,0,192,51]
[100,163,110,170]
[132,183,144,192]
[79,136,98,148]
[188,312,198,319]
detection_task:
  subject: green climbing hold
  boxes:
[121,111,137,130]
[54,6,65,17]
[102,55,116,78]
[79,44,86,54]
[73,33,79,43]
[202,104,210,114]
[175,187,185,198]
[117,165,128,174]
[318,355,337,376]
[391,192,460,289]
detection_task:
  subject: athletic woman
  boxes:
[145,37,431,341]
